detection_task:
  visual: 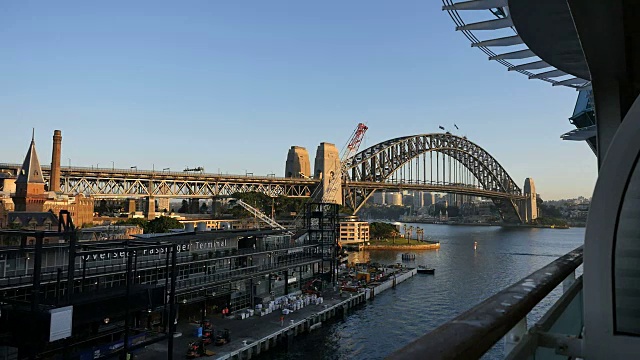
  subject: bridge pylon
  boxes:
[313,142,342,205]
[518,178,538,223]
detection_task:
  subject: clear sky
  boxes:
[0,1,596,200]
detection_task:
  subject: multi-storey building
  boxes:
[339,216,370,246]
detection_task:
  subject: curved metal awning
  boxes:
[442,0,591,90]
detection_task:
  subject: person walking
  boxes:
[280,315,285,326]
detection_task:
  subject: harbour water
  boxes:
[257,223,585,360]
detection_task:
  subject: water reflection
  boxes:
[259,223,585,360]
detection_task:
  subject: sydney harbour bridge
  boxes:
[0,133,535,223]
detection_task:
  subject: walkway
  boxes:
[135,289,345,359]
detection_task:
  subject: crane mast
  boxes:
[231,199,288,231]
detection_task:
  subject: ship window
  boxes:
[614,156,640,336]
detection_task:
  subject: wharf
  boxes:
[365,243,440,250]
[136,267,417,360]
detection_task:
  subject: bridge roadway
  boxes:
[0,163,524,201]
[0,163,316,198]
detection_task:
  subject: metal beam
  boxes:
[456,17,513,31]
[443,0,507,11]
[508,60,550,71]
[489,49,536,60]
[552,77,590,86]
[472,35,523,47]
[528,69,568,79]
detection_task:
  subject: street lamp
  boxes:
[131,166,137,171]
[67,158,71,169]
[111,161,114,170]
[163,168,170,172]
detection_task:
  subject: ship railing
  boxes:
[387,246,583,360]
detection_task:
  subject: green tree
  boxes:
[116,218,148,228]
[369,222,397,239]
[145,216,184,233]
[447,205,460,218]
[178,200,189,213]
[200,202,209,214]
[338,206,354,215]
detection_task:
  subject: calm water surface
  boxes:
[259,223,584,360]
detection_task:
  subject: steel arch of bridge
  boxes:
[344,133,524,222]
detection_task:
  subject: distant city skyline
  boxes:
[1,1,596,200]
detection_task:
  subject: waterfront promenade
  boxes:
[135,268,417,359]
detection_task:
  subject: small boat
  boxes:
[417,266,435,274]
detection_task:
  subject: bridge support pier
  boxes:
[127,199,137,214]
[146,196,156,220]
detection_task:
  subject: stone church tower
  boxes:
[12,132,47,212]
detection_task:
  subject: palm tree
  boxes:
[391,230,398,244]
[408,226,414,244]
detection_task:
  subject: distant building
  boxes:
[8,132,94,228]
[157,198,171,213]
[78,225,143,241]
[339,216,370,245]
[423,192,435,206]
[0,193,14,228]
[386,192,402,206]
[0,176,15,194]
[8,211,59,231]
[373,191,386,205]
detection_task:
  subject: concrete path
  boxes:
[135,289,346,360]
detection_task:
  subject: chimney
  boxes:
[50,130,62,192]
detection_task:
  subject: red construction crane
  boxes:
[322,123,369,203]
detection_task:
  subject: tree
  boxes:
[200,202,209,214]
[391,230,399,244]
[178,200,189,213]
[447,205,460,218]
[116,218,148,228]
[369,222,397,239]
[145,216,184,233]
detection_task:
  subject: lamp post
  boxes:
[131,166,137,171]
[68,158,71,169]
[111,161,114,170]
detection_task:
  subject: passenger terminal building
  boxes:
[0,202,339,358]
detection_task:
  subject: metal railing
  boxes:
[0,242,321,289]
[387,246,583,360]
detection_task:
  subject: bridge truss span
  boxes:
[344,133,525,222]
[60,172,316,199]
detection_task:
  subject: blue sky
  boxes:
[1,1,596,200]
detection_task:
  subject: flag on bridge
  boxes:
[438,126,445,130]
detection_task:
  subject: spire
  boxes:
[16,131,45,184]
